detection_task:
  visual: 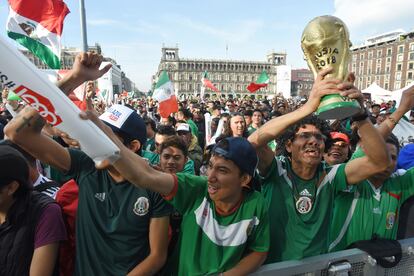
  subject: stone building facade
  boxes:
[155,47,287,99]
[350,30,414,91]
[291,68,314,98]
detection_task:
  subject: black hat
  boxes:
[0,143,29,189]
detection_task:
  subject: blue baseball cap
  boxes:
[397,143,414,170]
[212,137,258,176]
[99,104,147,147]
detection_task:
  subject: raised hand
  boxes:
[305,66,342,112]
[58,52,112,96]
[397,84,414,113]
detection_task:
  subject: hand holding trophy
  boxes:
[301,15,361,120]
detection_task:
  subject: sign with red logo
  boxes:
[14,85,63,126]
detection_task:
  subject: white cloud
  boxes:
[88,19,120,26]
[334,0,414,39]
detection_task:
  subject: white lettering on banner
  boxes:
[14,85,62,126]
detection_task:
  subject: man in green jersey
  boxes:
[329,86,414,252]
[248,67,390,263]
[84,115,270,275]
[5,53,172,275]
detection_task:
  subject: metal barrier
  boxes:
[252,238,414,276]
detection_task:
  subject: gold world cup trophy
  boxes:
[301,15,361,120]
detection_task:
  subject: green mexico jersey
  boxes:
[329,168,414,252]
[142,150,195,174]
[261,156,348,263]
[65,149,172,276]
[167,173,270,275]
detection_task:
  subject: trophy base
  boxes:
[316,94,361,120]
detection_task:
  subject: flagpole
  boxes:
[79,0,88,52]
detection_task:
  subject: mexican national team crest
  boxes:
[133,197,149,216]
[386,212,396,230]
[296,196,313,214]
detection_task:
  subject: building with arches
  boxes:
[154,47,287,99]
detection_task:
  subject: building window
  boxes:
[189,74,193,81]
[397,64,402,71]
[352,55,357,61]
[387,48,392,56]
[395,82,401,90]
[397,54,403,62]
[385,83,389,90]
[386,66,390,73]
[409,63,414,70]
[368,52,373,59]
[189,84,192,91]
[377,50,382,58]
[386,57,391,63]
[395,72,402,81]
[410,52,414,60]
[398,46,404,54]
[410,43,414,51]
[408,72,413,80]
[360,53,364,60]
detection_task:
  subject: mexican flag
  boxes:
[153,70,178,118]
[6,0,70,69]
[201,71,219,92]
[247,70,269,93]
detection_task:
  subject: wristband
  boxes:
[388,116,398,126]
[350,108,368,123]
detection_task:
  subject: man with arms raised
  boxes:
[248,67,390,263]
[79,114,270,275]
[5,53,172,276]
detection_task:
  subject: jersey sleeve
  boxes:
[163,173,207,215]
[34,203,68,249]
[397,168,414,201]
[183,159,195,174]
[258,157,279,184]
[148,191,173,218]
[328,163,349,193]
[247,194,270,253]
[62,149,96,185]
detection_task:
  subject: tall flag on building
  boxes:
[153,70,178,118]
[6,0,70,69]
[247,70,269,93]
[201,71,220,92]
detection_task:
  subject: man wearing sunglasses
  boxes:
[248,67,390,263]
[324,132,351,166]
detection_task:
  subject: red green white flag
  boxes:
[201,71,219,92]
[153,70,178,118]
[6,0,70,69]
[247,70,269,93]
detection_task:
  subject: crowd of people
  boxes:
[1,51,414,275]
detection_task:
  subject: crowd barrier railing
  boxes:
[252,238,414,276]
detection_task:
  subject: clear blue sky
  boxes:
[1,0,413,91]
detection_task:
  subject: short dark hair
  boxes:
[179,108,193,119]
[144,117,156,132]
[159,136,188,157]
[156,125,176,136]
[276,115,331,157]
[386,133,400,154]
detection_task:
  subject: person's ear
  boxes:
[128,140,141,153]
[240,173,252,188]
[6,181,19,196]
[286,139,293,154]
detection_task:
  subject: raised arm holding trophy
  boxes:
[301,15,362,120]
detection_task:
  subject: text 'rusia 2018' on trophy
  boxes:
[301,15,361,120]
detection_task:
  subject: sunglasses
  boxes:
[294,132,327,142]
